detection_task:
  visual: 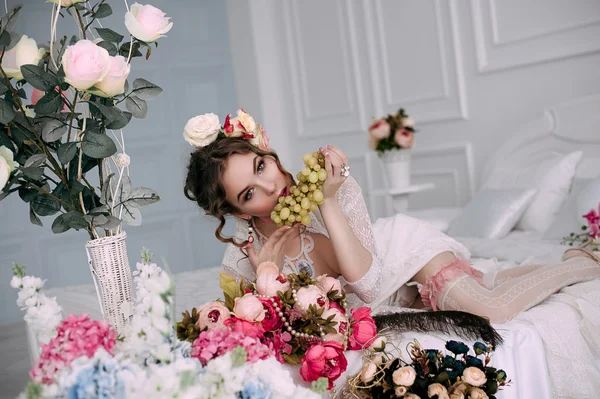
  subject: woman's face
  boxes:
[222,152,291,218]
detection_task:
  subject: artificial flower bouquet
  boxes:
[0,1,169,239]
[367,108,416,155]
[562,202,600,251]
[11,251,320,399]
[177,261,380,391]
[348,339,511,399]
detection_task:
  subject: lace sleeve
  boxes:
[337,177,383,303]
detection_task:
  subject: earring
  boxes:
[247,218,254,243]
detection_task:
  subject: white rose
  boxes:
[0,156,9,191]
[10,276,22,289]
[359,362,377,383]
[372,353,384,365]
[401,116,415,128]
[428,383,449,399]
[462,367,487,387]
[230,108,256,134]
[183,113,221,147]
[125,3,173,43]
[469,388,489,399]
[93,55,130,97]
[392,366,416,387]
[48,0,85,5]
[0,146,19,171]
[62,40,111,90]
[1,35,45,80]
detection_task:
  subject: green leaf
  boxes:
[95,28,123,44]
[84,214,107,226]
[63,210,88,229]
[20,65,59,91]
[19,187,39,202]
[21,167,44,181]
[0,77,10,95]
[127,187,160,207]
[32,193,61,216]
[97,215,121,231]
[24,154,47,168]
[132,78,162,100]
[0,6,22,36]
[119,42,142,58]
[34,91,63,115]
[0,30,10,47]
[51,214,70,233]
[220,272,242,311]
[82,132,117,159]
[97,40,118,56]
[106,111,131,130]
[29,205,43,227]
[57,142,78,164]
[41,119,68,142]
[121,203,141,226]
[0,99,15,124]
[94,3,112,18]
[125,96,147,119]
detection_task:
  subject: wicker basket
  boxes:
[85,231,133,333]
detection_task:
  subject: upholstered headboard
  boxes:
[481,94,600,184]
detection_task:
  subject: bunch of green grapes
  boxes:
[271,152,327,227]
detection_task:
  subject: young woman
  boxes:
[183,111,600,324]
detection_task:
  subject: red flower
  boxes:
[299,341,348,389]
[328,300,345,314]
[347,307,377,350]
[223,114,234,134]
[258,297,284,332]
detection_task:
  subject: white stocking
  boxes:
[439,256,600,323]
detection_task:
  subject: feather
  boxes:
[373,310,503,348]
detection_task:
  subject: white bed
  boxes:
[5,95,600,398]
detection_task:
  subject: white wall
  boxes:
[226,0,600,218]
[0,0,239,325]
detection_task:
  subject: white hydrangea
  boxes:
[24,294,63,344]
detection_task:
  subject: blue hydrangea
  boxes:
[66,355,131,399]
[239,378,271,399]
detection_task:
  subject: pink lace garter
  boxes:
[419,258,484,310]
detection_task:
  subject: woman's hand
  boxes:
[320,145,349,202]
[244,225,300,270]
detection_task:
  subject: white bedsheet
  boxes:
[40,236,599,398]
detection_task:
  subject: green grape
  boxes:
[288,214,296,223]
[308,171,318,183]
[301,197,311,210]
[278,197,285,204]
[285,196,292,204]
[289,199,297,206]
[307,157,318,167]
[280,207,290,220]
[302,153,312,163]
[275,204,283,212]
[293,189,301,197]
[309,183,317,191]
[299,209,308,217]
[313,164,321,171]
[285,220,293,226]
[302,167,311,176]
[297,173,307,182]
[300,184,309,193]
[313,189,324,204]
[293,204,301,213]
[309,203,318,212]
[301,215,311,225]
[318,169,327,181]
[274,216,282,224]
[307,192,314,201]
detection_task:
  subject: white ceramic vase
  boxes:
[381,148,411,189]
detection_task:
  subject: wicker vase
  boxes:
[85,232,133,334]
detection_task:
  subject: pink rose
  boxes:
[258,297,284,332]
[93,55,130,97]
[317,275,342,295]
[294,285,328,315]
[394,129,414,148]
[368,119,391,140]
[62,40,110,90]
[124,3,173,43]
[299,341,348,389]
[256,273,290,298]
[233,293,265,322]
[462,367,487,387]
[195,301,230,331]
[321,307,348,344]
[31,87,69,112]
[368,133,378,150]
[224,317,264,339]
[347,307,377,350]
[395,386,408,396]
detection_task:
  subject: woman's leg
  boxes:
[414,251,600,323]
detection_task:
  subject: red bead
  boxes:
[248,236,254,243]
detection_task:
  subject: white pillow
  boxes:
[447,188,537,239]
[485,151,583,233]
[542,179,592,240]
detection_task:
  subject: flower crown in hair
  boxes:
[183,108,270,151]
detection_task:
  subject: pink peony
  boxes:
[317,275,342,295]
[256,273,290,298]
[294,285,329,315]
[256,261,279,277]
[300,341,348,389]
[394,129,414,148]
[347,307,377,350]
[328,300,345,313]
[263,331,293,363]
[196,301,231,331]
[368,119,391,140]
[233,293,266,322]
[30,314,117,384]
[224,317,265,339]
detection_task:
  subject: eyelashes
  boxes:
[244,159,265,201]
